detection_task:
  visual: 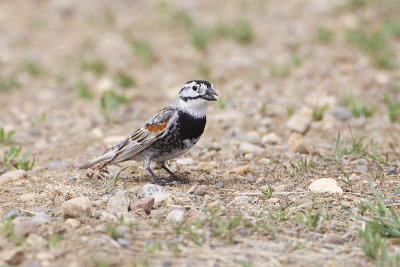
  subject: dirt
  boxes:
[0,0,400,266]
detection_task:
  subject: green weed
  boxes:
[146,240,161,254]
[23,59,43,75]
[0,126,15,145]
[105,223,118,240]
[229,20,254,44]
[16,150,35,171]
[384,94,400,122]
[0,75,19,92]
[45,233,62,248]
[104,167,127,192]
[269,63,290,77]
[286,104,295,116]
[191,27,213,50]
[197,62,212,81]
[130,40,154,65]
[261,184,273,199]
[76,79,93,99]
[115,73,136,89]
[3,144,22,166]
[315,27,334,43]
[342,92,375,117]
[100,90,130,120]
[312,105,328,121]
[2,218,24,246]
[81,57,106,74]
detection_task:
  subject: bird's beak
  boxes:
[202,88,218,101]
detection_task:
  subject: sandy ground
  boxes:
[0,0,400,266]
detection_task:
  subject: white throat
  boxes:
[176,98,209,118]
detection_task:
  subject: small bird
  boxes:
[79,80,218,185]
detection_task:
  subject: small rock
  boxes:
[130,197,154,215]
[19,193,38,202]
[261,133,281,145]
[140,184,166,198]
[239,142,264,155]
[0,247,24,265]
[196,161,218,173]
[286,114,311,134]
[246,173,255,183]
[116,225,132,239]
[258,158,271,165]
[31,212,51,225]
[2,209,22,220]
[309,178,343,194]
[322,234,345,245]
[356,164,368,173]
[90,127,103,138]
[387,167,397,175]
[0,170,27,186]
[61,197,92,218]
[331,107,353,121]
[244,153,254,160]
[25,233,46,247]
[166,210,185,223]
[224,165,253,176]
[65,218,81,228]
[36,252,55,261]
[107,191,130,214]
[152,192,168,208]
[195,186,207,196]
[375,73,389,85]
[117,238,130,247]
[235,196,252,203]
[47,161,71,169]
[14,221,37,237]
[176,158,194,165]
[349,173,362,182]
[215,181,224,189]
[288,133,311,154]
[96,210,117,222]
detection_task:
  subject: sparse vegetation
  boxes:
[342,92,375,117]
[115,73,136,89]
[100,89,130,120]
[0,75,19,92]
[23,59,43,75]
[315,26,334,43]
[76,79,94,99]
[130,40,154,65]
[81,57,107,74]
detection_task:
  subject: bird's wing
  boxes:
[103,105,177,165]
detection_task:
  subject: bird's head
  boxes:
[176,80,218,118]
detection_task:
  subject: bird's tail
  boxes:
[78,150,115,170]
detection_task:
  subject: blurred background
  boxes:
[0,0,400,165]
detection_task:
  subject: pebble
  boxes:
[61,197,92,218]
[90,127,103,138]
[2,209,22,220]
[47,161,71,169]
[288,133,311,154]
[65,218,81,228]
[96,210,117,222]
[246,173,255,183]
[166,210,185,223]
[261,132,281,145]
[258,158,271,165]
[36,252,55,261]
[215,181,224,189]
[116,225,132,239]
[117,238,130,247]
[175,158,194,165]
[196,161,218,173]
[195,186,207,196]
[309,178,343,194]
[19,193,38,202]
[239,142,264,155]
[31,212,51,225]
[25,233,46,247]
[349,173,362,182]
[286,114,311,134]
[0,170,27,186]
[14,221,37,237]
[387,167,397,175]
[129,197,154,215]
[322,234,345,245]
[356,164,368,173]
[235,196,252,203]
[107,191,130,214]
[152,192,168,208]
[0,247,24,265]
[244,153,254,160]
[140,184,166,198]
[223,165,253,176]
[331,107,353,121]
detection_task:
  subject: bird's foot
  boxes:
[162,165,190,184]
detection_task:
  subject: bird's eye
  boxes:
[192,85,198,91]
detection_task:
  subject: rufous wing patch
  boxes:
[145,121,168,133]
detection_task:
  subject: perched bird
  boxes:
[79,80,218,185]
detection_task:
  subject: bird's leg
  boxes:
[146,167,166,186]
[162,164,190,184]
